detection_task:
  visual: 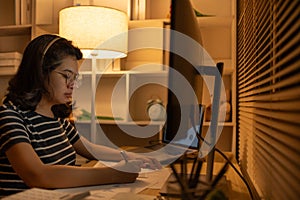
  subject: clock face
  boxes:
[148,103,166,121]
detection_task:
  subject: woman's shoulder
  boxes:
[59,117,73,127]
[1,101,19,113]
[0,101,28,118]
[0,102,26,128]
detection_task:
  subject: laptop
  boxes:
[128,104,205,165]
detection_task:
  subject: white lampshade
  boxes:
[59,6,128,59]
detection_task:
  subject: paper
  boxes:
[110,192,154,200]
[56,161,172,199]
[93,160,157,173]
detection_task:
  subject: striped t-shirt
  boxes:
[0,102,80,197]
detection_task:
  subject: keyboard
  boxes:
[128,143,198,165]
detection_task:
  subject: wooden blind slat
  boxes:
[239,46,299,90]
[255,132,300,182]
[255,141,300,199]
[275,1,299,36]
[239,108,300,133]
[237,0,300,199]
[239,72,300,96]
[238,84,300,101]
[239,100,300,111]
[254,122,300,153]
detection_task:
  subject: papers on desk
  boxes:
[4,161,171,200]
[56,161,172,199]
[2,188,90,200]
[93,160,156,173]
[110,192,154,200]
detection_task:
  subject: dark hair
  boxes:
[4,34,82,117]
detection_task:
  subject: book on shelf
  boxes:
[20,0,31,25]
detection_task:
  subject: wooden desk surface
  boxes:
[83,154,252,200]
[139,163,250,200]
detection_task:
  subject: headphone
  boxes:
[41,36,61,66]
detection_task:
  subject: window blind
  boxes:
[236,0,300,199]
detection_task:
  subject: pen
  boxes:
[120,150,128,162]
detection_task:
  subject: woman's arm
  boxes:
[5,142,141,189]
[73,136,162,169]
[73,136,124,161]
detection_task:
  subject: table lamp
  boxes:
[59,6,128,142]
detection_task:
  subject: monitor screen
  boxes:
[162,0,206,149]
[163,0,226,182]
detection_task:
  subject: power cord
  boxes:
[194,129,254,199]
[190,104,254,200]
[214,148,254,200]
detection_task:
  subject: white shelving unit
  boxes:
[73,66,168,143]
[0,0,33,100]
[0,0,236,153]
[74,69,168,123]
[194,3,236,153]
[71,18,168,145]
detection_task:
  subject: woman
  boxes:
[0,34,160,197]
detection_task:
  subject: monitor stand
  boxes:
[196,62,224,182]
[160,149,230,199]
[160,168,229,199]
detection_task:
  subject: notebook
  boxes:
[2,188,90,200]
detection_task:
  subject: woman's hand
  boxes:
[113,160,143,173]
[104,160,143,184]
[126,152,162,170]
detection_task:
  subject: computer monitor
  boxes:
[163,0,205,149]
[163,0,224,182]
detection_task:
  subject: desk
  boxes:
[4,157,251,199]
[81,155,251,200]
[141,163,250,200]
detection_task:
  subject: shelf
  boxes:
[80,70,126,77]
[129,70,167,75]
[79,68,231,78]
[75,120,234,127]
[129,19,169,27]
[80,70,168,76]
[75,120,165,126]
[203,122,235,127]
[197,16,233,27]
[129,17,233,28]
[223,67,234,75]
[0,71,16,76]
[0,25,31,36]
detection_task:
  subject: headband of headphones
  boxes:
[41,37,61,63]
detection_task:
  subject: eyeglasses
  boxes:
[53,70,81,88]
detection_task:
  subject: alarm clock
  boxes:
[147,99,166,121]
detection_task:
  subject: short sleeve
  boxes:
[61,119,80,144]
[0,107,30,155]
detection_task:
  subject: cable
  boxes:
[194,131,254,199]
[214,148,254,200]
[195,136,254,199]
[189,105,254,200]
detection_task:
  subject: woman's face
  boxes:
[46,56,79,105]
